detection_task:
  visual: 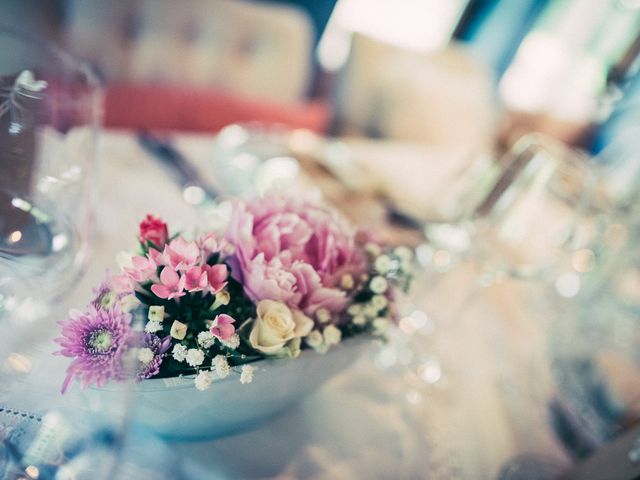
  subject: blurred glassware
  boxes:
[0,28,141,480]
[420,133,600,283]
[548,210,640,460]
[595,124,640,213]
[0,275,156,479]
[211,122,301,197]
[0,26,101,302]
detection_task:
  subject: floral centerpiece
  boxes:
[56,194,412,394]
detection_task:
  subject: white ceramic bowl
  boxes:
[91,336,373,442]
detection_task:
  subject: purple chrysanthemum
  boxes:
[56,306,132,393]
[134,333,172,380]
[90,275,125,310]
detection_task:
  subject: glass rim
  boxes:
[0,24,103,97]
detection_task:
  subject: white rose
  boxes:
[248,300,314,355]
[287,337,302,358]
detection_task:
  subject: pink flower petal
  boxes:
[159,267,180,288]
[217,323,235,341]
[210,314,236,340]
[151,284,171,299]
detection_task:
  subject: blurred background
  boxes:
[1,0,638,149]
[3,0,639,215]
[3,0,639,224]
[1,1,640,478]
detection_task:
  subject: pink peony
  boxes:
[139,214,168,248]
[225,194,366,316]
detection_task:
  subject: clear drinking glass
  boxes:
[0,28,138,480]
[211,122,301,197]
[0,26,101,302]
[548,212,640,459]
[421,133,599,283]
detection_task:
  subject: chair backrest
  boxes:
[334,33,496,153]
[62,0,314,103]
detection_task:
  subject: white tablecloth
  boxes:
[20,130,573,479]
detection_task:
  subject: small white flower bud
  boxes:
[371,295,388,311]
[306,330,324,349]
[172,344,187,362]
[323,325,342,346]
[340,274,355,290]
[137,348,154,365]
[315,308,332,324]
[374,255,393,274]
[352,315,367,326]
[212,355,230,379]
[144,320,163,333]
[369,276,388,294]
[186,349,205,367]
[197,331,216,349]
[240,364,255,384]
[195,370,213,391]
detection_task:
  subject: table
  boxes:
[30,130,574,478]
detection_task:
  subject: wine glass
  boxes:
[419,133,600,284]
[211,122,301,197]
[0,26,101,302]
[0,27,144,480]
[548,212,640,459]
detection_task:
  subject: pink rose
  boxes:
[225,194,366,317]
[139,214,169,248]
